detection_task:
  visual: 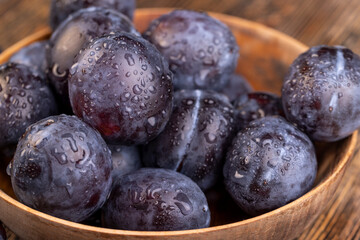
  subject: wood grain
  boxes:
[1,1,360,240]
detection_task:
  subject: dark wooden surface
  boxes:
[1,0,360,239]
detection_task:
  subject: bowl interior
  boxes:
[0,8,357,240]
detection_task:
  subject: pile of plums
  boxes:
[1,0,360,232]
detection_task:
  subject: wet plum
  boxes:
[143,89,236,191]
[220,74,252,103]
[102,168,210,231]
[108,144,142,184]
[234,92,283,130]
[10,114,113,222]
[50,0,136,30]
[223,116,317,216]
[68,32,173,145]
[282,45,360,141]
[143,10,239,91]
[47,7,138,106]
[10,41,48,77]
[0,63,57,149]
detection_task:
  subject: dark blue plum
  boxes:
[10,114,112,222]
[108,144,142,184]
[234,92,283,130]
[143,10,239,91]
[50,0,136,30]
[282,45,360,141]
[102,168,210,231]
[220,74,252,103]
[68,32,173,145]
[143,89,236,191]
[223,116,317,216]
[0,63,57,149]
[10,41,48,77]
[47,7,138,106]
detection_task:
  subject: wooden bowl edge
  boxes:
[0,8,356,238]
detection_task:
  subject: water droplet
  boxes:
[18,90,26,97]
[125,72,131,77]
[204,132,217,143]
[61,133,78,152]
[329,106,333,112]
[184,99,193,106]
[173,192,193,216]
[213,38,220,45]
[140,103,147,110]
[147,73,155,82]
[158,38,171,48]
[124,53,135,66]
[131,96,139,103]
[90,51,95,56]
[15,110,22,119]
[197,49,206,59]
[69,63,78,75]
[147,117,156,127]
[6,162,12,176]
[208,46,214,53]
[65,182,74,198]
[141,64,148,71]
[120,92,131,102]
[133,84,143,95]
[148,86,157,94]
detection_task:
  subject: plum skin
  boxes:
[143,89,236,191]
[223,116,317,216]
[143,10,239,91]
[10,114,112,222]
[0,63,57,149]
[282,45,360,142]
[108,144,142,184]
[68,32,173,145]
[234,91,283,130]
[10,41,48,77]
[102,168,211,231]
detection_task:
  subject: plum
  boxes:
[10,114,112,222]
[144,10,239,91]
[282,45,360,141]
[102,168,210,231]
[143,89,236,190]
[68,32,173,145]
[223,116,317,216]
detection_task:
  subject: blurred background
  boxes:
[1,0,360,50]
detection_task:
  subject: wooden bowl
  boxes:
[0,8,357,240]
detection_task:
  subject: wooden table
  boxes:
[1,0,360,239]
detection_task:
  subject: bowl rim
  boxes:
[0,7,357,238]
